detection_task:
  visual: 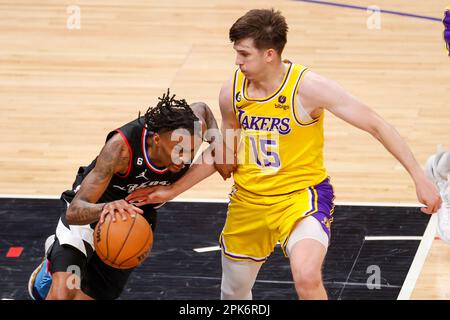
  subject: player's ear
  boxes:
[265,48,277,62]
[152,133,160,146]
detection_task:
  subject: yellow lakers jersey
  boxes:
[231,60,328,196]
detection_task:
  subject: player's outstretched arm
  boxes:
[215,79,240,179]
[299,71,442,214]
[66,134,143,225]
[126,144,218,206]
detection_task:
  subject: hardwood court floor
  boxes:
[0,0,449,299]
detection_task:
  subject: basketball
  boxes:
[94,213,153,269]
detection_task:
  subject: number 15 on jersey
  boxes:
[248,134,281,173]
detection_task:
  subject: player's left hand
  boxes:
[126,185,175,206]
[415,176,442,214]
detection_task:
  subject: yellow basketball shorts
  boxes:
[220,177,335,262]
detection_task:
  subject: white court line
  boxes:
[194,243,283,253]
[0,194,229,202]
[397,213,437,300]
[193,246,221,253]
[144,274,400,288]
[328,281,400,289]
[0,194,423,207]
[196,238,424,254]
[365,236,423,241]
[173,199,423,207]
[173,197,228,203]
[335,201,422,207]
[0,194,60,199]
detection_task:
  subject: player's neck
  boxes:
[146,138,165,167]
[248,61,286,97]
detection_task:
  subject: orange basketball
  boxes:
[94,213,153,269]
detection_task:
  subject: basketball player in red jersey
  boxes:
[28,90,219,300]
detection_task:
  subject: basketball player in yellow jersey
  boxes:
[127,9,442,300]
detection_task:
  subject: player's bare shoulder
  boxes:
[219,78,240,129]
[297,70,347,115]
[219,78,233,112]
[297,70,329,100]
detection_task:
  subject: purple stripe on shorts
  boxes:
[304,187,317,216]
[310,177,335,238]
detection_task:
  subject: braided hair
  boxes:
[142,89,199,135]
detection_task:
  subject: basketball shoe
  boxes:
[28,234,55,300]
[425,150,450,243]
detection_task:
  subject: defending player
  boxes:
[127,9,442,300]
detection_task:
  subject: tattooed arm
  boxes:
[189,102,219,142]
[190,100,237,180]
[66,133,143,225]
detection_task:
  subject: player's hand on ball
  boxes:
[99,199,144,224]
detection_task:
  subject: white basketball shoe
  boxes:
[425,149,450,243]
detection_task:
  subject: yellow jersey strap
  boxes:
[231,68,240,115]
[291,65,323,126]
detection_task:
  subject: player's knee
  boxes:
[293,266,322,292]
[220,275,253,300]
[46,274,78,300]
[47,284,78,300]
[221,284,252,300]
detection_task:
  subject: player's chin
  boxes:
[244,73,254,80]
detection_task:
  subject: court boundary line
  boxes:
[0,194,61,199]
[194,245,221,253]
[365,236,423,241]
[149,274,401,288]
[397,213,437,300]
[0,194,423,207]
[193,236,425,252]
